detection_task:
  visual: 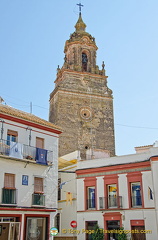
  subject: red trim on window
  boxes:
[127,172,144,208]
[84,177,97,210]
[104,175,119,209]
[0,213,22,221]
[130,219,145,226]
[23,214,50,240]
[0,214,22,239]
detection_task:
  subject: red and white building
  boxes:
[0,104,61,240]
[76,145,158,240]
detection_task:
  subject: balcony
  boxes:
[99,196,122,209]
[0,139,53,165]
[32,193,45,206]
[2,188,17,205]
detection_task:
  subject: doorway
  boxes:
[131,226,146,240]
[107,220,120,240]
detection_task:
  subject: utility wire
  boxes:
[116,124,158,130]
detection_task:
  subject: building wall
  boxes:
[0,107,60,240]
[76,150,158,240]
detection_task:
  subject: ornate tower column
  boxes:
[49,13,115,158]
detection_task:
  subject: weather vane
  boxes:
[77,2,84,15]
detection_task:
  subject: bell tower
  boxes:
[49,11,115,158]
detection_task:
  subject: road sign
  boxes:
[70,220,77,228]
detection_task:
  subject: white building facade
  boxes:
[0,104,61,240]
[76,146,158,240]
[54,151,78,240]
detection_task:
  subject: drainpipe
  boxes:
[0,119,5,140]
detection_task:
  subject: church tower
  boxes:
[49,11,115,158]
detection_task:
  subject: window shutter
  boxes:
[34,177,43,193]
[4,173,15,189]
[7,130,18,136]
[36,137,44,149]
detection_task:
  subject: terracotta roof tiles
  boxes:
[0,104,61,132]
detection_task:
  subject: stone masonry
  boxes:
[49,14,115,158]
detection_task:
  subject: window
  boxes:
[131,182,142,207]
[107,184,117,208]
[104,175,122,209]
[87,187,95,209]
[34,177,43,193]
[127,172,143,208]
[82,53,88,71]
[2,173,16,204]
[26,217,46,240]
[33,177,45,206]
[4,173,15,189]
[7,130,18,145]
[84,177,96,210]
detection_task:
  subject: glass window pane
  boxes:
[131,182,142,206]
[26,218,46,240]
[88,187,95,208]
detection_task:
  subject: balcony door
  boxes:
[108,184,117,208]
[131,182,142,207]
[87,187,95,209]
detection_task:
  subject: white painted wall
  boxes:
[58,170,77,237]
[96,176,104,209]
[142,171,154,208]
[77,178,85,211]
[118,174,129,209]
[2,119,58,151]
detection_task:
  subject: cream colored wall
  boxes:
[58,171,77,237]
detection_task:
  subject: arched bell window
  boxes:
[82,53,88,71]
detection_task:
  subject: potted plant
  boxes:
[117,227,128,240]
[92,224,104,240]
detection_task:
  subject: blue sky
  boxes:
[0,0,158,156]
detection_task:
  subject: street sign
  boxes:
[70,220,77,228]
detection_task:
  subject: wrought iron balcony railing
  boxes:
[32,193,45,206]
[2,188,17,205]
[99,196,122,209]
[87,199,96,209]
[131,195,142,207]
[0,139,53,164]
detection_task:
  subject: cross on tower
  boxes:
[77,2,84,15]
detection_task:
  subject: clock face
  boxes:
[79,107,93,121]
